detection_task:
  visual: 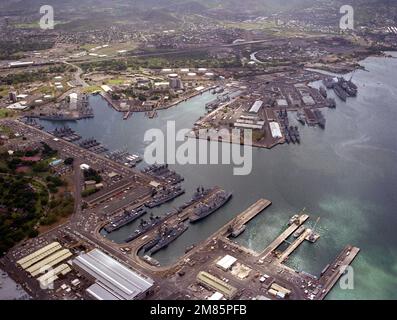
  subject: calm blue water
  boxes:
[39,53,397,299]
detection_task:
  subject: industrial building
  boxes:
[269,122,282,138]
[234,122,263,130]
[302,95,315,106]
[101,85,112,93]
[9,92,17,103]
[37,264,72,289]
[8,61,34,68]
[17,242,62,269]
[7,102,28,110]
[216,255,237,271]
[26,249,72,277]
[72,249,154,300]
[169,77,184,90]
[208,292,225,300]
[248,100,263,114]
[268,282,291,299]
[276,99,288,107]
[69,93,78,110]
[234,114,265,130]
[154,82,170,91]
[196,271,237,299]
[16,242,72,281]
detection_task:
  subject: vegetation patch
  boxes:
[0,137,74,255]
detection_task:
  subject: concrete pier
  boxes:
[231,198,272,232]
[259,214,309,258]
[316,245,360,300]
[277,228,311,263]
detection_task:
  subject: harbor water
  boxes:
[38,53,397,299]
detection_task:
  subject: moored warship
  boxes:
[145,185,185,208]
[148,223,189,254]
[189,190,232,223]
[104,206,147,233]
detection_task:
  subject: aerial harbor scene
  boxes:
[0,0,396,306]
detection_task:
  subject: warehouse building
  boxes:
[69,93,78,110]
[26,249,72,277]
[72,249,154,300]
[208,292,225,300]
[196,271,237,299]
[17,242,62,269]
[9,61,34,68]
[248,100,263,114]
[276,99,288,107]
[269,122,282,138]
[302,95,315,106]
[234,122,264,130]
[101,85,112,93]
[216,255,237,271]
[37,264,72,289]
[16,242,72,282]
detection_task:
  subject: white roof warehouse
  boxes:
[72,249,154,300]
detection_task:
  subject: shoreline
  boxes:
[99,86,216,114]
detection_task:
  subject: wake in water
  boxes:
[334,134,397,175]
[334,134,371,163]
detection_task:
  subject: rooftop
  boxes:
[72,249,154,300]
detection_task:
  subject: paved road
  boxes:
[64,62,89,87]
[55,62,89,102]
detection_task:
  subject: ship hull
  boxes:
[189,192,232,223]
[149,225,189,254]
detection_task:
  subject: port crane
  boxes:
[310,217,320,234]
[226,216,240,235]
[307,216,321,242]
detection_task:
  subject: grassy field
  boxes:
[36,85,55,95]
[14,21,64,29]
[106,79,125,85]
[80,44,98,51]
[0,124,13,135]
[0,86,8,97]
[82,85,102,93]
[222,20,277,31]
[13,22,40,29]
[0,109,16,119]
